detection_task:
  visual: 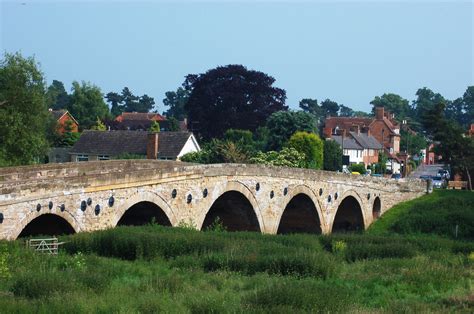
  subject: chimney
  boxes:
[147,133,159,159]
[367,128,371,137]
[375,107,384,120]
[323,127,332,138]
[356,125,360,136]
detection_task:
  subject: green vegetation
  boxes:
[368,190,474,240]
[1,191,473,312]
[286,131,323,169]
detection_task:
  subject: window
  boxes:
[76,154,88,162]
[98,155,110,161]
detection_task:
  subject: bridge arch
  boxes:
[331,190,366,233]
[114,190,177,227]
[15,212,77,239]
[276,185,325,234]
[199,181,264,232]
[372,197,381,220]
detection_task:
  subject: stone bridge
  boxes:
[0,160,425,240]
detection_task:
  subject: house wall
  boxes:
[362,149,379,166]
[57,114,79,134]
[344,149,363,164]
[177,135,201,159]
[369,121,400,154]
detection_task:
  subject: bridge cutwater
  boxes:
[0,160,425,240]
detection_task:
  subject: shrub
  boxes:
[349,163,366,174]
[286,131,324,169]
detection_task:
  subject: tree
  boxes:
[412,88,447,130]
[184,64,287,140]
[163,87,189,120]
[250,147,305,168]
[323,139,342,171]
[106,88,156,115]
[149,121,160,133]
[370,93,411,121]
[91,118,107,131]
[67,81,110,130]
[320,99,340,117]
[265,111,316,151]
[338,104,355,117]
[137,94,155,113]
[45,80,69,110]
[0,53,50,166]
[353,110,372,117]
[106,92,125,117]
[421,102,473,189]
[446,86,474,128]
[286,131,323,169]
[167,117,180,131]
[400,129,427,156]
[299,98,321,116]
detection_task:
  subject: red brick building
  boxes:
[323,107,402,173]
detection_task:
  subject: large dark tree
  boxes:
[183,65,287,139]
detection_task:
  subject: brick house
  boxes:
[330,130,382,167]
[69,130,200,162]
[50,109,79,134]
[323,107,402,173]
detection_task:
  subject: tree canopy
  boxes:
[265,111,316,151]
[0,53,50,166]
[370,93,411,122]
[67,81,110,130]
[286,131,323,169]
[45,80,70,110]
[163,87,189,120]
[105,87,156,116]
[184,64,287,140]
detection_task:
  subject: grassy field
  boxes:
[0,190,473,313]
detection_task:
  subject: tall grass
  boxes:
[1,190,472,312]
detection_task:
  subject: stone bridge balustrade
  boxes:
[0,160,425,240]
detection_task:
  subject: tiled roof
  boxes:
[350,132,383,149]
[116,112,166,122]
[50,110,67,120]
[332,136,362,150]
[70,130,148,156]
[70,130,194,159]
[157,132,194,158]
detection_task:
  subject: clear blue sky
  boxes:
[1,0,473,113]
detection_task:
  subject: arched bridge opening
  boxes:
[332,196,364,233]
[278,193,321,234]
[372,197,381,220]
[117,201,172,227]
[18,214,75,238]
[202,191,260,232]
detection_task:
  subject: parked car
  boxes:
[371,174,383,178]
[431,175,446,188]
[419,175,431,181]
[391,173,401,180]
[437,169,450,179]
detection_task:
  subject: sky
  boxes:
[1,0,473,113]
